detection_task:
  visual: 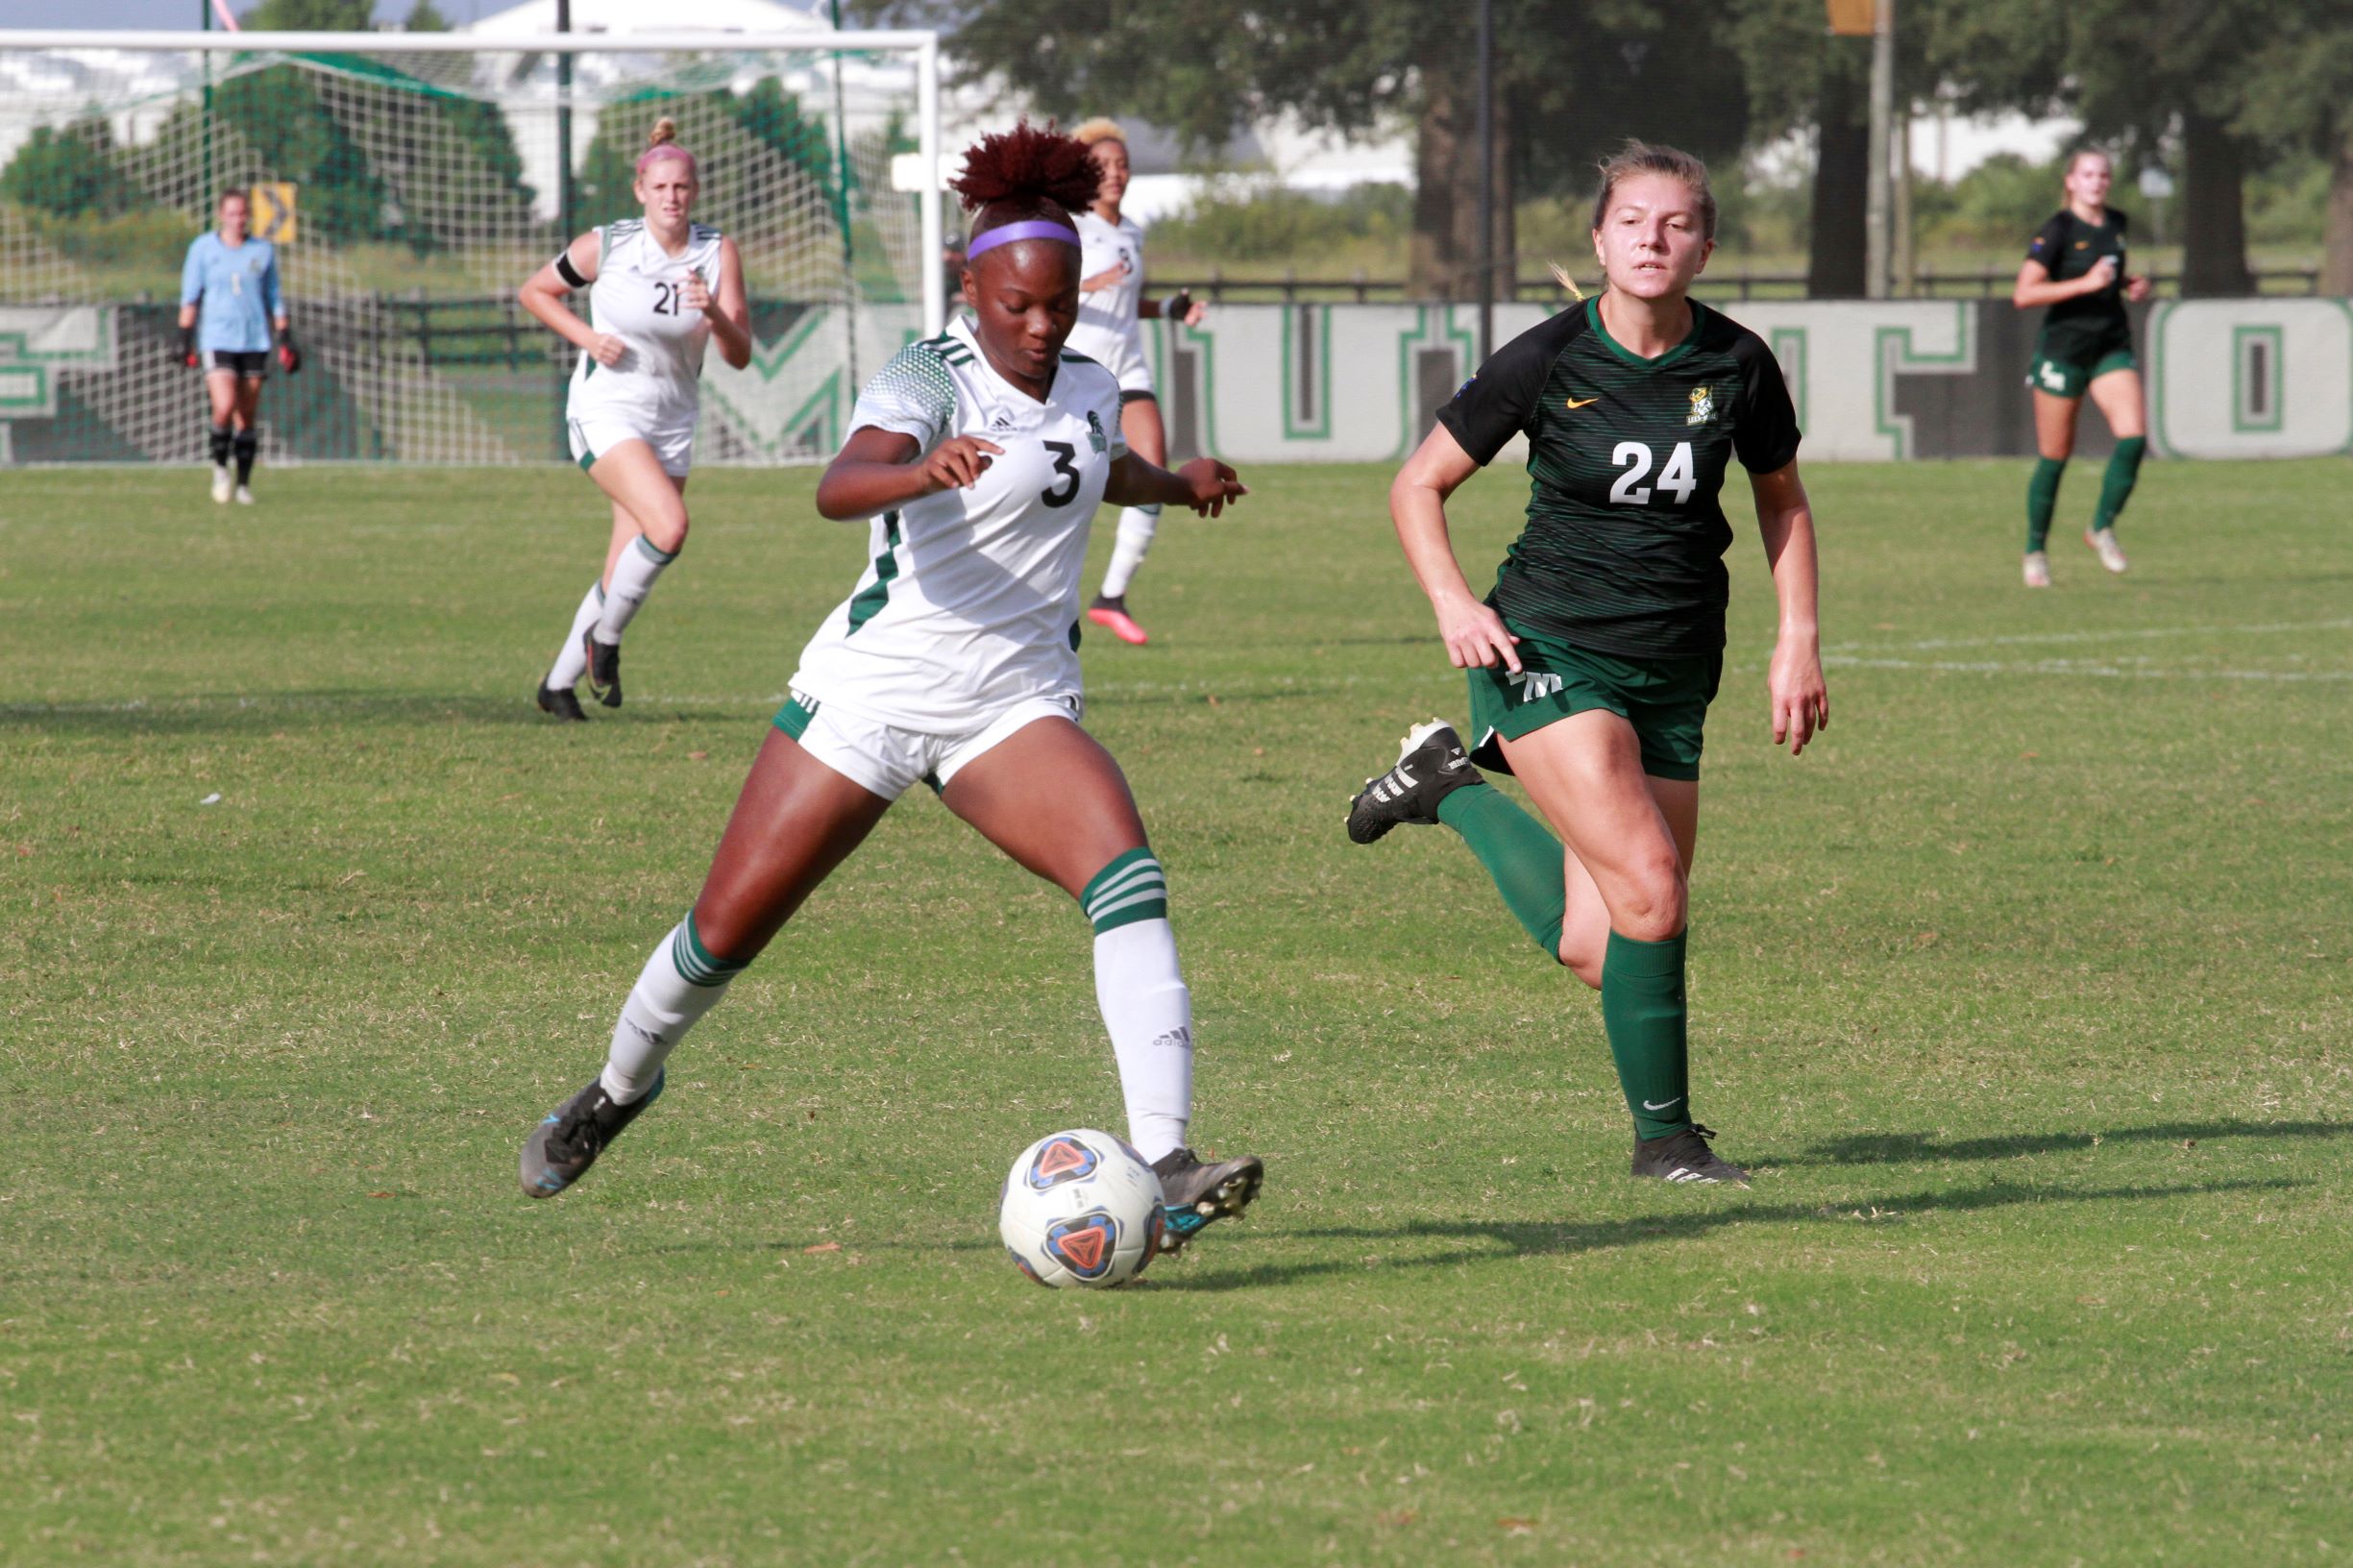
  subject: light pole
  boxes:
[554,0,574,242]
[1475,0,1495,358]
[1864,0,1895,299]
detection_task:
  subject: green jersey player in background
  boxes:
[1346,142,1827,1187]
[2013,148,2151,588]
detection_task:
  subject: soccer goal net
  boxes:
[0,27,942,467]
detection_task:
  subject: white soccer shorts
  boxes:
[772,688,1087,800]
[568,411,694,478]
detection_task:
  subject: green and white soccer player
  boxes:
[517,118,752,721]
[2014,148,2151,588]
[1347,141,1829,1187]
[520,125,1262,1252]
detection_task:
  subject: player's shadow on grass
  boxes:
[1147,1175,2301,1293]
[1795,1119,2350,1167]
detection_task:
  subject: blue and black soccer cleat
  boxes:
[1149,1146,1264,1255]
[519,1071,663,1198]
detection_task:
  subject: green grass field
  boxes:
[3,457,2348,1567]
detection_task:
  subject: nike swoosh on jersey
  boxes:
[1564,396,1600,409]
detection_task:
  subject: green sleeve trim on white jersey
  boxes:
[859,345,960,445]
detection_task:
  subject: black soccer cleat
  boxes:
[520,1071,664,1198]
[536,682,588,722]
[1151,1146,1264,1255]
[1346,719,1484,844]
[582,632,623,708]
[1630,1123,1751,1187]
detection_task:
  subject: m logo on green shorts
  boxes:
[1509,671,1564,704]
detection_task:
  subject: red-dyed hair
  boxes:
[949,122,1101,238]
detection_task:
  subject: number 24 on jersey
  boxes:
[1609,440,1697,505]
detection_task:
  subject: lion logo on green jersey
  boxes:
[1687,385,1715,427]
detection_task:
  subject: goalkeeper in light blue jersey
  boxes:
[177,188,300,504]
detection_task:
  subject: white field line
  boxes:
[0,692,796,719]
[7,622,2347,718]
[1817,655,2352,682]
[1825,618,2353,654]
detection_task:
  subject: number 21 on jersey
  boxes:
[1609,441,1696,505]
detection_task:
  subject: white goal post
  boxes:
[0,27,942,466]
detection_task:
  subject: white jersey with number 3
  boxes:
[788,316,1128,731]
[567,218,724,431]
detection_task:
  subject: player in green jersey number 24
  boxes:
[1347,141,1826,1187]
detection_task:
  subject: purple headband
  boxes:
[967,219,1079,258]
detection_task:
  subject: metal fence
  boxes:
[1156,265,2330,305]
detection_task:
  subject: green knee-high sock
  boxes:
[2026,456,2068,552]
[2093,436,2145,533]
[1435,783,1568,960]
[1601,929,1691,1139]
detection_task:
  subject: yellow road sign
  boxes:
[252,182,298,244]
[1826,0,1877,35]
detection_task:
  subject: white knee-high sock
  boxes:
[601,914,748,1104]
[547,580,602,689]
[595,534,678,644]
[1098,504,1160,600]
[1082,849,1191,1162]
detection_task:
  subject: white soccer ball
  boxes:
[999,1128,1165,1289]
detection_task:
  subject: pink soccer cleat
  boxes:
[1087,597,1150,646]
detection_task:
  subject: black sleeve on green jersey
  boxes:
[1730,335,1801,475]
[1435,310,1581,466]
[2024,211,2069,266]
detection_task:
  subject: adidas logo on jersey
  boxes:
[990,409,1017,430]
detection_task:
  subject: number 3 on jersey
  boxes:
[1608,440,1696,505]
[1040,440,1081,507]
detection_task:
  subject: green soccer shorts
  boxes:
[2027,344,2137,400]
[1464,629,1723,783]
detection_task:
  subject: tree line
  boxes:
[9,0,2342,295]
[859,0,2353,297]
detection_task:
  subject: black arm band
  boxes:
[553,252,588,289]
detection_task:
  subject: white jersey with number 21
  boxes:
[567,218,725,434]
[788,315,1128,732]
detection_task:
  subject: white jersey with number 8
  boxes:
[567,219,725,437]
[788,315,1128,732]
[1066,209,1152,394]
